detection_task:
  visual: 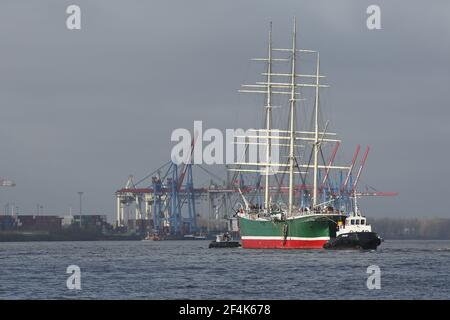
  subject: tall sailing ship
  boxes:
[229,19,376,249]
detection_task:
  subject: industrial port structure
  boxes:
[115,142,398,239]
[115,161,240,237]
[1,145,397,241]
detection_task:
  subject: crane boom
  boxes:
[319,141,340,192]
[352,146,370,192]
[177,132,198,191]
[341,144,360,190]
[354,192,398,197]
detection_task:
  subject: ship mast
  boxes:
[312,53,320,209]
[288,18,297,216]
[264,22,273,212]
[233,20,350,215]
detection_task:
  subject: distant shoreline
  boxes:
[371,218,450,240]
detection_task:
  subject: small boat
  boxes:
[323,209,382,250]
[183,233,208,240]
[209,233,241,248]
[142,233,161,241]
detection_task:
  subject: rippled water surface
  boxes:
[0,240,449,299]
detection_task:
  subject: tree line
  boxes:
[370,218,450,239]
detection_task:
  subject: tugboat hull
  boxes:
[323,232,381,250]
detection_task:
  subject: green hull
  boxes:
[239,214,344,249]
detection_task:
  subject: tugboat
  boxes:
[323,197,382,250]
[209,232,241,248]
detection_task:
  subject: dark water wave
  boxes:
[0,240,449,299]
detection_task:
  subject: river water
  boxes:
[0,240,449,299]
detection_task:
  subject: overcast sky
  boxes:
[0,0,449,220]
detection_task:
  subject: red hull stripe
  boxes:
[242,239,328,249]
